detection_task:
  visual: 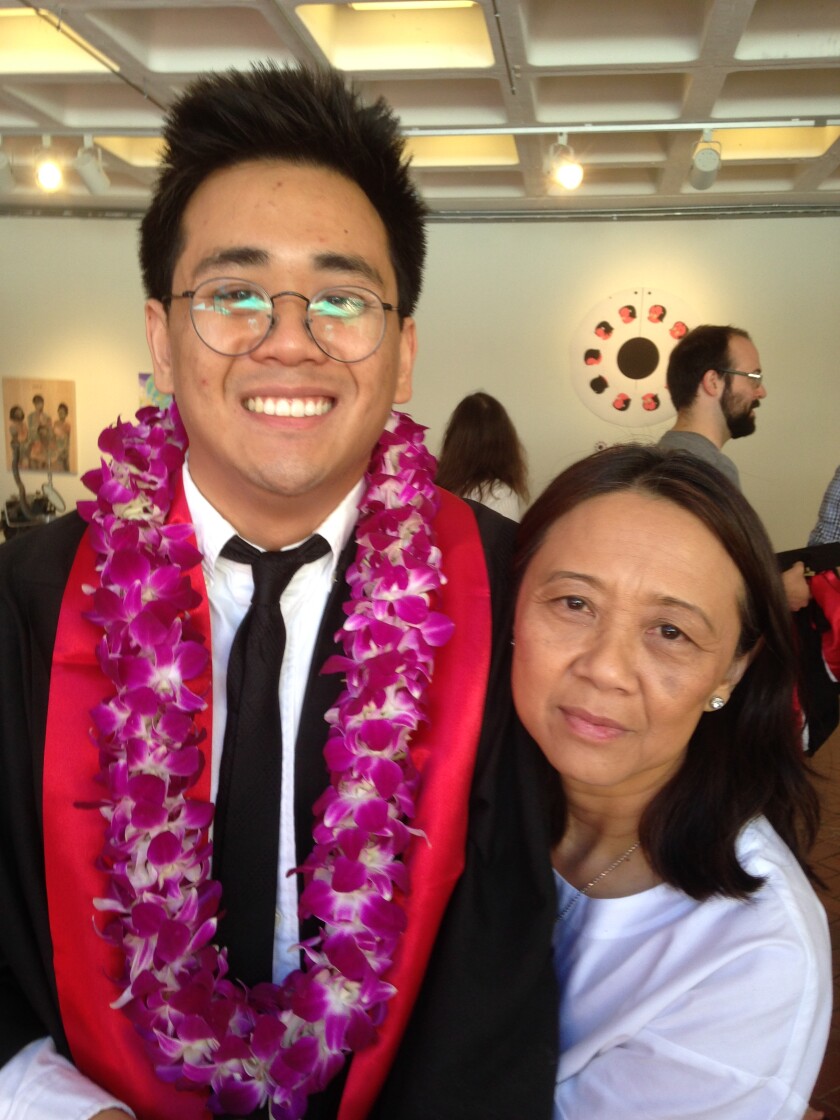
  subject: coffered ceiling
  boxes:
[1,0,839,220]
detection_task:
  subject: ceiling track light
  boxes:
[34,135,63,192]
[689,129,722,190]
[349,2,475,9]
[73,134,110,195]
[546,133,584,191]
[0,136,14,192]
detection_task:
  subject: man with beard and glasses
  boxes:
[659,323,810,613]
[658,323,764,489]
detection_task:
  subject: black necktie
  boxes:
[212,532,330,987]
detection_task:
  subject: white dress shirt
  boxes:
[0,464,362,1119]
[184,464,362,977]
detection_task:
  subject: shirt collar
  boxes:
[182,459,363,582]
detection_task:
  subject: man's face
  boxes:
[146,160,415,546]
[720,334,765,440]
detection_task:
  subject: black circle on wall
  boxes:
[617,336,659,381]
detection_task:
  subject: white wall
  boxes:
[2,212,838,549]
[1,216,149,514]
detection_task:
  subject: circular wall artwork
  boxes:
[570,288,697,426]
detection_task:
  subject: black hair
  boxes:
[515,442,820,900]
[666,324,751,411]
[139,62,427,316]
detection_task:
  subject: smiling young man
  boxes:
[0,65,556,1120]
[145,160,415,550]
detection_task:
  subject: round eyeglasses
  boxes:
[162,278,402,362]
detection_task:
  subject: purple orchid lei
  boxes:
[78,402,453,1119]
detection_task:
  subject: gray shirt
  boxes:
[658,430,741,490]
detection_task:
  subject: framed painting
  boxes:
[3,377,78,474]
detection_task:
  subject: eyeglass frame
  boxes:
[160,278,404,362]
[715,367,763,386]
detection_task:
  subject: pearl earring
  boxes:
[709,696,726,711]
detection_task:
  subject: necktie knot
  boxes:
[221,533,331,605]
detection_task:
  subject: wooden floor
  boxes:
[809,725,840,1118]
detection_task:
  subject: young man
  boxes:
[0,65,556,1119]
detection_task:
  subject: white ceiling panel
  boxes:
[0,0,837,220]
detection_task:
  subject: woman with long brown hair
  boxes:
[436,391,529,520]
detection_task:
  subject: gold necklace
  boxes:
[557,840,641,921]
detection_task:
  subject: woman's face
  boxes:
[512,490,749,799]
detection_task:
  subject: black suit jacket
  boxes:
[0,502,558,1119]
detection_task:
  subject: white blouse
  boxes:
[552,817,831,1119]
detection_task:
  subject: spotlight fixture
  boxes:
[73,135,110,195]
[546,134,583,191]
[34,136,63,192]
[689,130,722,190]
[0,138,14,192]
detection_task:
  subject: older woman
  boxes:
[512,444,830,1120]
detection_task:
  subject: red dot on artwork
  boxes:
[670,321,688,339]
[612,393,631,412]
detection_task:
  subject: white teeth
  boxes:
[245,396,333,417]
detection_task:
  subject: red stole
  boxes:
[43,484,490,1120]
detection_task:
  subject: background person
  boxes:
[52,403,71,472]
[7,405,28,467]
[25,394,51,453]
[659,323,809,612]
[512,443,830,1119]
[0,63,556,1120]
[436,390,529,520]
[658,323,764,489]
[799,464,840,749]
[26,421,53,471]
[809,464,840,548]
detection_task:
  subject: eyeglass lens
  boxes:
[189,279,387,361]
[722,368,762,386]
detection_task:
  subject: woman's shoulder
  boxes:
[735,818,828,942]
[468,482,522,521]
